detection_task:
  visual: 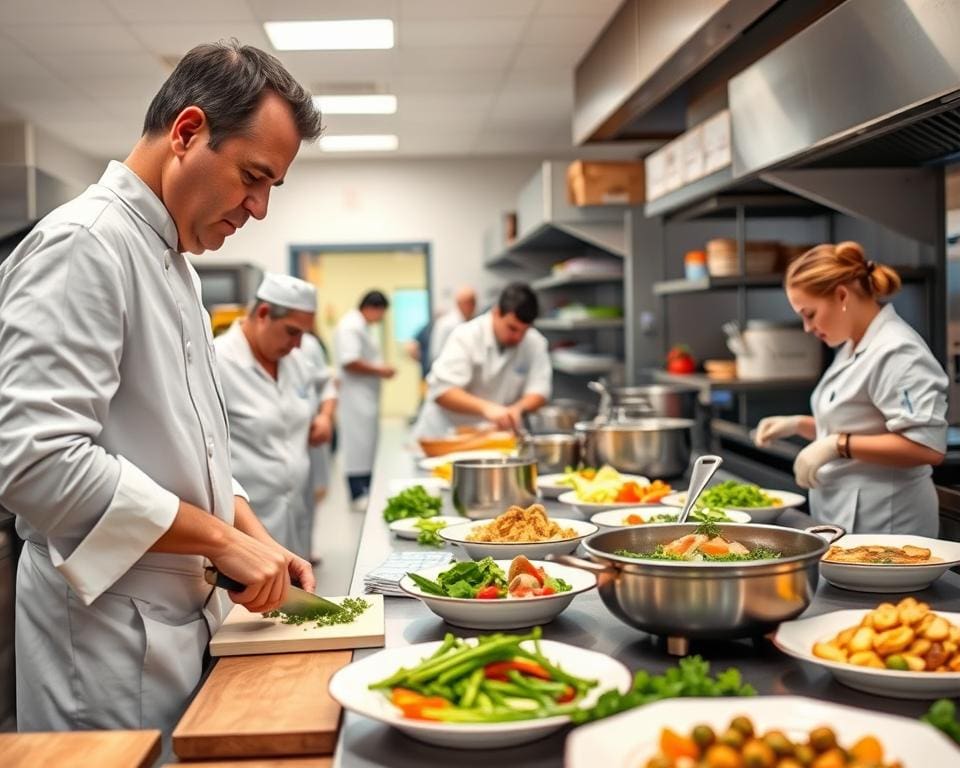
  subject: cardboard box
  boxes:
[566,161,646,206]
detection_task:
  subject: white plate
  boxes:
[556,488,660,517]
[387,477,450,494]
[660,487,806,523]
[388,516,466,540]
[589,506,752,528]
[328,638,631,749]
[417,449,516,471]
[820,534,960,593]
[540,473,651,501]
[565,695,960,767]
[774,609,960,699]
[399,559,596,629]
[439,518,598,560]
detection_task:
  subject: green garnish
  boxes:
[414,518,448,548]
[570,655,756,724]
[263,596,371,627]
[614,546,781,562]
[922,699,960,743]
[382,485,442,522]
[695,520,721,539]
[697,480,778,509]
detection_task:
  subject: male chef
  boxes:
[0,41,321,736]
[413,282,552,435]
[214,274,337,559]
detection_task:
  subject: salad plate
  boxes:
[661,484,805,524]
[388,516,465,540]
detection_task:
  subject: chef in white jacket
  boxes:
[300,331,337,558]
[413,283,552,437]
[0,42,321,738]
[334,290,395,504]
[755,241,947,535]
[214,274,337,559]
[428,285,477,363]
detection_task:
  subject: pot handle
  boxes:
[546,553,613,575]
[804,524,845,544]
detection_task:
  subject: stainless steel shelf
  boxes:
[535,317,624,331]
[531,272,624,290]
[652,369,818,392]
[653,274,784,295]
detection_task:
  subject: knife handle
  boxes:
[203,567,246,592]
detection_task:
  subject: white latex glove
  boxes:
[755,415,805,447]
[793,435,840,489]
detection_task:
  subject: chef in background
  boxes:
[335,290,395,506]
[428,285,477,364]
[0,41,319,737]
[413,282,551,436]
[755,241,947,536]
[214,274,337,559]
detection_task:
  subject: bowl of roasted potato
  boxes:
[773,598,960,698]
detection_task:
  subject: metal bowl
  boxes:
[591,382,699,421]
[524,400,596,434]
[451,457,538,519]
[551,523,843,645]
[576,418,693,477]
[519,433,580,474]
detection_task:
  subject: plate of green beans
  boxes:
[327,627,632,748]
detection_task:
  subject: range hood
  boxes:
[729,0,960,176]
[0,122,98,240]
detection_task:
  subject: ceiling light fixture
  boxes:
[313,94,397,115]
[264,19,394,51]
[319,134,399,152]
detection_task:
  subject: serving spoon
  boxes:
[676,455,724,524]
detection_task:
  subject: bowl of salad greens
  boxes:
[589,505,751,529]
[400,556,596,630]
[660,481,805,523]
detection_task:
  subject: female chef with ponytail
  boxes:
[754,241,948,536]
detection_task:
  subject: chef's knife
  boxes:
[203,567,343,616]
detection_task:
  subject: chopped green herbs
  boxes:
[263,596,371,627]
[614,545,781,563]
[382,485,442,522]
[570,655,755,724]
[407,556,573,599]
[414,518,448,547]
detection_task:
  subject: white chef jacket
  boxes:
[299,333,336,557]
[214,321,334,557]
[335,309,383,475]
[0,161,239,736]
[810,303,948,536]
[413,311,552,437]
[428,307,468,363]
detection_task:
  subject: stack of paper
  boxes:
[363,551,454,597]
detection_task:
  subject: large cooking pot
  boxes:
[524,399,595,434]
[518,433,580,474]
[576,418,693,477]
[451,457,538,519]
[589,382,698,421]
[551,523,843,648]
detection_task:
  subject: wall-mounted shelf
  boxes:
[485,221,627,268]
[536,317,624,331]
[652,369,818,394]
[531,272,624,290]
[551,359,620,376]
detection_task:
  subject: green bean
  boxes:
[459,668,484,709]
[405,631,539,685]
[429,633,458,659]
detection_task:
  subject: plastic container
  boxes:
[684,250,708,280]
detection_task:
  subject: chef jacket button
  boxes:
[163,254,171,270]
[207,444,214,458]
[186,340,193,362]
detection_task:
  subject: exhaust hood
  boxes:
[729,0,960,176]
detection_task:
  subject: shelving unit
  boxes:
[531,272,623,290]
[550,358,621,376]
[535,317,624,331]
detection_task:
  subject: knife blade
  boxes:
[203,567,343,616]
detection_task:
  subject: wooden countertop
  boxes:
[0,730,160,768]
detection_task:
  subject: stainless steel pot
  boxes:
[524,400,595,434]
[589,382,698,421]
[551,523,843,648]
[576,418,693,477]
[451,457,538,519]
[518,433,580,474]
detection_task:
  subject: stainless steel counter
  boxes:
[333,425,960,767]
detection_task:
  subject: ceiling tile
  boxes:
[395,71,505,92]
[398,92,495,118]
[315,114,398,135]
[0,0,115,25]
[248,0,398,21]
[511,44,583,71]
[489,88,572,125]
[10,23,143,53]
[5,96,106,124]
[79,72,169,101]
[40,118,139,159]
[104,0,256,23]
[128,22,272,56]
[399,0,536,19]
[34,51,168,81]
[535,0,621,17]
[279,50,396,89]
[398,19,523,48]
[523,15,609,49]
[397,46,513,74]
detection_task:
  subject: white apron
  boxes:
[809,304,948,536]
[0,162,236,736]
[413,312,552,437]
[299,333,336,556]
[334,310,382,475]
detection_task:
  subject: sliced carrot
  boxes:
[625,514,644,525]
[659,727,700,761]
[699,536,731,556]
[484,659,552,681]
[665,534,707,555]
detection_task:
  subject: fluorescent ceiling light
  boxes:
[313,94,397,115]
[264,19,394,51]
[319,134,399,152]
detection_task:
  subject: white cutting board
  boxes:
[209,594,385,657]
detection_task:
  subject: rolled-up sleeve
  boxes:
[868,345,948,453]
[0,226,178,604]
[425,329,473,401]
[523,334,553,400]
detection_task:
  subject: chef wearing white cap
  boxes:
[214,273,337,557]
